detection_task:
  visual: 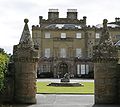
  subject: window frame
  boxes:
[44,48,50,58]
[95,33,100,39]
[76,48,82,58]
[45,32,50,38]
[76,33,82,38]
[61,33,66,38]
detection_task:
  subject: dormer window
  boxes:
[61,33,66,38]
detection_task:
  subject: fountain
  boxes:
[47,73,84,87]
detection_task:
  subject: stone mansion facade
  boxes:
[32,9,120,78]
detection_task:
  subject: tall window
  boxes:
[60,48,66,58]
[76,48,82,57]
[45,48,50,58]
[76,33,82,38]
[45,32,50,38]
[77,64,80,74]
[61,33,66,38]
[81,64,85,74]
[95,33,100,39]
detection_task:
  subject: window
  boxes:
[76,33,82,38]
[45,32,50,38]
[77,64,80,74]
[95,33,100,38]
[45,48,50,58]
[81,64,85,74]
[76,48,82,57]
[61,33,66,38]
[60,48,66,58]
[43,65,46,72]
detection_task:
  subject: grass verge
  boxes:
[37,82,94,94]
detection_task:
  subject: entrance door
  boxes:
[59,63,68,78]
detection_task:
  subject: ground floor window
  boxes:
[81,64,85,74]
[38,64,51,73]
[77,64,89,75]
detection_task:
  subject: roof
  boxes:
[45,24,82,29]
[96,23,120,28]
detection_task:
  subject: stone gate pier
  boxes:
[13,19,38,104]
[93,19,118,104]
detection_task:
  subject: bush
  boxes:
[0,53,9,91]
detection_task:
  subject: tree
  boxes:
[0,48,9,91]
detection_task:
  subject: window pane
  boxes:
[76,48,82,57]
[45,48,50,58]
[81,64,85,74]
[76,33,81,38]
[45,32,50,38]
[60,48,66,58]
[61,33,66,38]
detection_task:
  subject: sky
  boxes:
[0,0,120,54]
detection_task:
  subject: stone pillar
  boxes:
[93,19,118,104]
[116,50,120,103]
[94,59,118,104]
[13,19,38,104]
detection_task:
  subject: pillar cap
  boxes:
[24,19,29,24]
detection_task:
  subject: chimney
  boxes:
[83,16,87,25]
[67,9,77,19]
[39,16,43,25]
[48,9,59,19]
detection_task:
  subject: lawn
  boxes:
[36,82,94,94]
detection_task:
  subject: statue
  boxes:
[61,73,70,82]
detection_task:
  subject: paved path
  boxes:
[2,94,120,107]
[37,78,94,83]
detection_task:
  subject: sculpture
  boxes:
[61,73,70,82]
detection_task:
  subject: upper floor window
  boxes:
[95,33,100,39]
[45,48,50,58]
[60,48,66,58]
[76,33,82,38]
[76,48,82,58]
[61,33,66,38]
[45,32,50,38]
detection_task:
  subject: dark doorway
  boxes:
[59,63,68,78]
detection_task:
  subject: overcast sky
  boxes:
[0,0,120,54]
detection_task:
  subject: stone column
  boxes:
[94,58,118,104]
[116,49,120,103]
[13,19,38,104]
[93,19,118,104]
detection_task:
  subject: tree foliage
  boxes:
[0,48,9,91]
